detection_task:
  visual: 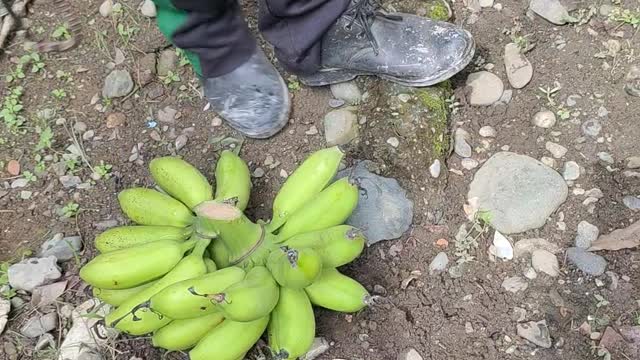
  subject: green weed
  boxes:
[62,201,80,218]
[0,86,26,131]
[161,70,180,85]
[51,88,67,100]
[52,24,71,40]
[94,161,113,179]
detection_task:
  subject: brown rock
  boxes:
[7,160,20,176]
[106,112,126,128]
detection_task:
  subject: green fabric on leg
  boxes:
[152,0,203,76]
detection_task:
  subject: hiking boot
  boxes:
[204,48,290,139]
[300,0,475,87]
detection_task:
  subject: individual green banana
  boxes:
[150,156,213,209]
[267,247,322,289]
[204,258,218,272]
[93,281,156,306]
[80,239,197,289]
[282,225,366,268]
[118,188,195,227]
[189,316,269,360]
[268,146,344,232]
[305,268,372,313]
[209,239,230,269]
[214,150,252,211]
[104,238,210,335]
[94,225,193,253]
[274,177,358,242]
[268,288,315,360]
[149,267,246,319]
[213,266,279,322]
[152,312,224,351]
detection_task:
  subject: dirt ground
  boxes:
[1,0,639,359]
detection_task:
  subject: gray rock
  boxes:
[566,247,607,275]
[0,298,9,335]
[31,281,67,308]
[35,333,55,351]
[39,234,82,262]
[140,0,157,17]
[597,106,608,118]
[157,49,178,77]
[454,128,472,158]
[429,159,441,178]
[545,142,567,158]
[517,320,552,348]
[504,43,533,89]
[502,276,528,293]
[566,94,581,107]
[461,158,479,170]
[20,312,58,338]
[581,119,602,137]
[532,110,556,128]
[466,71,504,105]
[468,152,568,234]
[398,348,423,360]
[387,137,400,148]
[563,161,580,180]
[302,337,330,360]
[95,219,119,230]
[597,152,614,164]
[330,81,362,105]
[479,126,497,138]
[498,89,513,104]
[323,109,358,146]
[157,106,178,124]
[625,156,640,169]
[429,252,449,273]
[59,175,81,188]
[102,70,133,98]
[575,221,599,249]
[623,196,640,210]
[531,249,559,277]
[337,161,413,245]
[73,121,87,133]
[599,4,614,16]
[8,256,61,292]
[10,178,28,188]
[98,0,113,17]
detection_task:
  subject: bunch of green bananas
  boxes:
[80,147,375,360]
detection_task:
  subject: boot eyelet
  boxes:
[344,24,352,31]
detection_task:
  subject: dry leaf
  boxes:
[589,220,640,251]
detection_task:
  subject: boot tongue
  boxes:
[342,0,403,55]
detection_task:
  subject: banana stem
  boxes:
[190,236,212,257]
[194,201,264,264]
[179,238,199,254]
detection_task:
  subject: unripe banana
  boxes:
[274,177,358,242]
[189,316,269,360]
[118,188,195,227]
[268,146,344,232]
[305,268,372,313]
[149,267,246,319]
[209,239,230,269]
[152,312,224,351]
[268,288,315,360]
[104,238,210,335]
[214,150,251,211]
[267,247,322,289]
[213,266,279,322]
[204,258,218,272]
[150,157,213,209]
[93,281,156,306]
[283,225,366,268]
[94,225,192,253]
[80,239,197,289]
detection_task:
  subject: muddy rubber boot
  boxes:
[299,0,475,87]
[204,48,290,139]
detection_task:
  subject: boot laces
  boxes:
[342,0,402,55]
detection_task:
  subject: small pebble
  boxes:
[581,119,602,137]
[252,167,265,178]
[622,196,640,210]
[305,126,319,135]
[546,142,567,158]
[211,117,223,127]
[454,128,472,158]
[532,110,556,128]
[625,156,640,169]
[479,126,496,137]
[7,160,20,176]
[563,161,580,180]
[597,152,614,164]
[429,160,441,178]
[461,158,479,170]
[575,221,599,248]
[540,156,556,168]
[387,137,399,148]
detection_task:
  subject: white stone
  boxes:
[532,110,556,128]
[479,126,497,137]
[429,160,441,178]
[531,249,560,277]
[466,71,504,106]
[545,141,568,158]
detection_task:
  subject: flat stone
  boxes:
[102,70,133,98]
[11,178,28,188]
[95,219,118,230]
[623,195,640,210]
[387,137,400,148]
[59,175,81,188]
[540,156,556,168]
[466,71,504,105]
[20,312,58,338]
[563,161,580,180]
[429,159,441,178]
[491,231,513,260]
[517,320,552,348]
[429,252,449,273]
[140,0,157,17]
[99,0,113,17]
[531,249,559,277]
[566,94,581,106]
[323,109,358,146]
[39,234,82,262]
[502,276,528,293]
[0,298,9,335]
[398,348,423,360]
[330,81,362,105]
[566,247,607,275]
[625,156,640,169]
[157,49,178,77]
[545,142,568,158]
[31,281,67,308]
[58,299,118,360]
[532,110,556,128]
[575,221,599,248]
[461,158,479,170]
[302,337,330,360]
[8,257,61,292]
[157,106,178,124]
[468,152,568,234]
[597,152,614,164]
[337,161,413,245]
[523,267,538,279]
[479,126,497,137]
[581,119,602,137]
[106,112,126,128]
[504,43,533,89]
[454,128,472,158]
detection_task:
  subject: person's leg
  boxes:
[152,0,290,139]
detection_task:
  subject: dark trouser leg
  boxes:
[258,0,349,75]
[152,0,256,78]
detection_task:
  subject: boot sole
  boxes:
[301,36,476,88]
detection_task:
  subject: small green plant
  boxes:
[5,64,26,83]
[56,70,72,82]
[0,86,26,130]
[609,8,640,28]
[52,88,68,100]
[35,125,54,151]
[34,26,45,35]
[287,76,301,91]
[117,23,139,42]
[161,70,180,85]
[22,171,36,182]
[62,201,80,218]
[594,294,610,308]
[52,24,71,40]
[0,262,17,299]
[538,82,562,106]
[176,49,190,67]
[65,157,80,172]
[34,154,47,173]
[512,35,529,52]
[18,52,46,73]
[556,108,571,120]
[94,161,113,179]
